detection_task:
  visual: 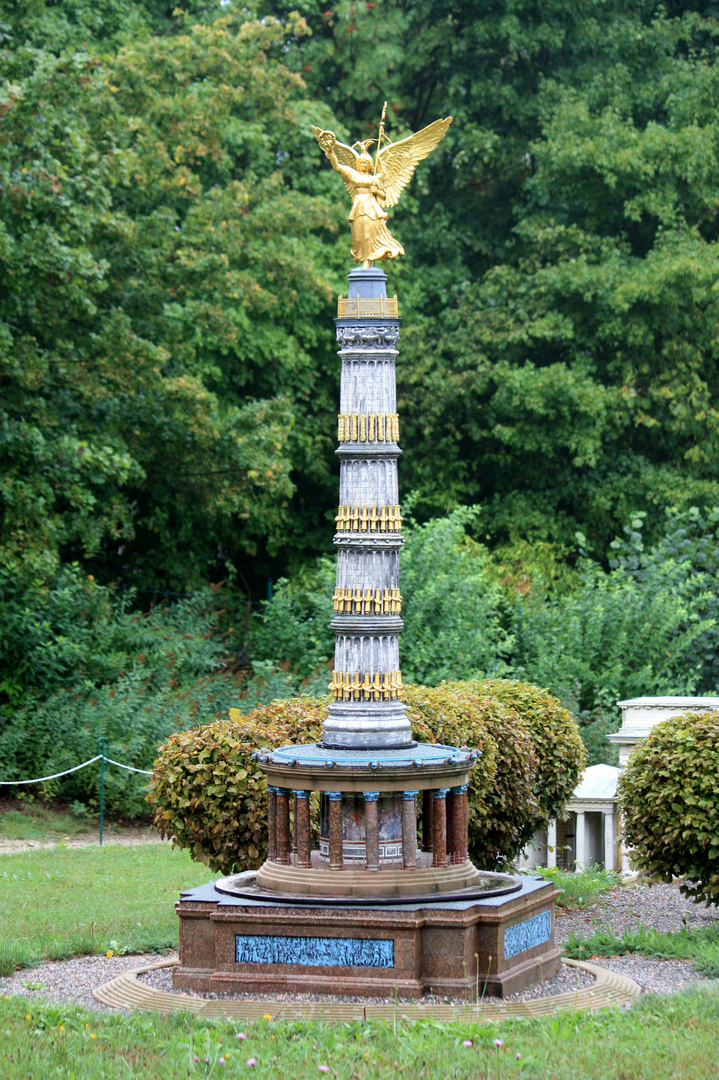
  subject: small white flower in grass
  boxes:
[517,1051,522,1059]
[463,1040,473,1047]
[236,1032,247,1040]
[319,1067,330,1073]
[493,1038,503,1049]
[219,1057,226,1066]
[246,1058,257,1067]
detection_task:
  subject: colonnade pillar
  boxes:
[401,791,418,869]
[327,792,344,871]
[364,792,380,871]
[275,788,291,865]
[294,790,311,868]
[432,788,449,867]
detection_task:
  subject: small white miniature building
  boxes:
[607,696,719,766]
[518,696,719,874]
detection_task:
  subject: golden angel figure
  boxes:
[311,109,452,268]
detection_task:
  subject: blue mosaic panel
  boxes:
[235,934,394,968]
[503,910,552,959]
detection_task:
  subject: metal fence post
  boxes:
[97,738,109,846]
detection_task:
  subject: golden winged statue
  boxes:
[311,106,452,268]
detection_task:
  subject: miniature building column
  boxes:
[294,790,311,869]
[547,819,557,869]
[327,792,344,871]
[364,792,380,871]
[401,791,418,869]
[575,811,586,871]
[447,784,468,864]
[275,788,291,865]
[432,789,449,868]
[422,790,434,853]
[603,810,615,872]
[267,786,278,862]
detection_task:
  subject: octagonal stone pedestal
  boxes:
[174,876,559,999]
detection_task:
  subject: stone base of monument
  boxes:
[174,876,559,999]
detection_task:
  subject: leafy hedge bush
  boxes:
[150,699,326,873]
[150,679,583,873]
[463,679,586,826]
[618,711,719,906]
[405,683,538,867]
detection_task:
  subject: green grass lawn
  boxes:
[0,802,93,842]
[2,845,719,1078]
[1,988,719,1079]
[0,844,212,974]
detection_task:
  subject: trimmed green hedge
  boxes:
[618,711,719,906]
[149,680,584,874]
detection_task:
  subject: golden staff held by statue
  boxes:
[312,106,452,268]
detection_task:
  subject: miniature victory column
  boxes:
[174,106,560,998]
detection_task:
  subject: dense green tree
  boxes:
[0,12,349,591]
[265,0,719,552]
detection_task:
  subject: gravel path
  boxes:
[555,880,719,944]
[1,880,716,1012]
[0,828,166,855]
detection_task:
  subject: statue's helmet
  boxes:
[354,139,376,172]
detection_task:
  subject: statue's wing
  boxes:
[377,117,452,208]
[311,127,359,196]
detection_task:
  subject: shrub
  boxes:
[463,679,586,827]
[618,711,719,906]
[149,699,326,874]
[405,683,539,869]
[150,679,580,875]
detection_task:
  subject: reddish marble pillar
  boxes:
[447,784,469,864]
[327,792,343,871]
[401,791,419,869]
[456,784,469,861]
[275,788,291,865]
[292,792,298,855]
[267,786,278,861]
[294,790,311,868]
[364,792,380,871]
[422,789,434,853]
[432,788,449,868]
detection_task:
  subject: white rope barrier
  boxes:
[105,757,153,776]
[0,756,103,785]
[0,754,153,784]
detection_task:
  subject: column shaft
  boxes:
[364,793,380,871]
[422,790,434,853]
[328,793,344,871]
[575,811,586,872]
[603,810,615,872]
[295,791,311,868]
[401,792,418,869]
[275,789,291,865]
[267,787,277,862]
[547,819,557,869]
[432,790,448,868]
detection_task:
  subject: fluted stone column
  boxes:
[401,791,418,869]
[432,789,449,868]
[327,792,344,871]
[547,819,557,869]
[276,788,291,865]
[364,792,380,871]
[294,790,311,868]
[324,268,410,751]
